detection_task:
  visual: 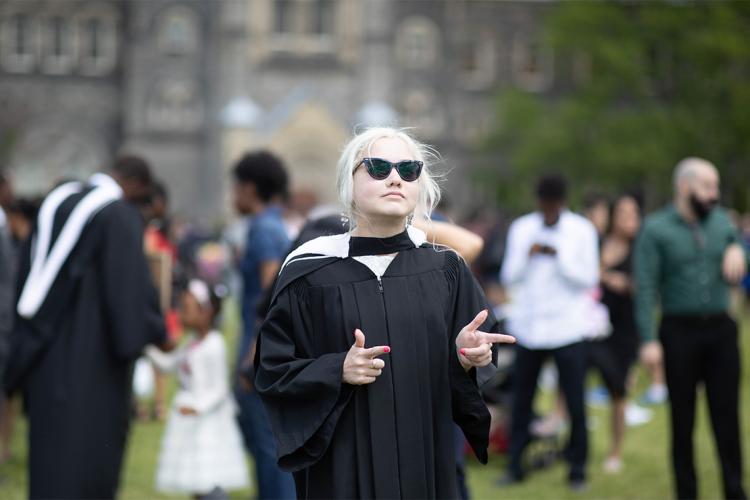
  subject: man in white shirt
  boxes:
[500,175,599,490]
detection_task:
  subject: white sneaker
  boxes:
[603,456,623,474]
[625,402,653,427]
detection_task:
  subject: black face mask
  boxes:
[688,193,718,220]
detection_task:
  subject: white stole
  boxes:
[17,173,123,319]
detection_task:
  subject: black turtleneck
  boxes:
[348,229,415,257]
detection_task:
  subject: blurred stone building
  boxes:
[0,0,555,221]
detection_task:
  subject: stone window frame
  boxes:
[401,88,445,140]
[511,33,554,93]
[270,0,337,55]
[458,32,496,91]
[156,4,200,57]
[145,76,204,133]
[394,16,440,70]
[75,6,119,77]
[40,12,76,75]
[0,7,37,73]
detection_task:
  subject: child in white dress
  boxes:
[146,279,249,497]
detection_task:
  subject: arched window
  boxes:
[401,89,444,139]
[274,0,334,35]
[394,17,440,70]
[458,33,496,90]
[270,0,337,55]
[1,12,36,73]
[511,35,554,93]
[41,14,74,74]
[77,9,118,76]
[146,78,203,132]
[157,6,199,56]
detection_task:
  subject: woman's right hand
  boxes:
[342,329,390,385]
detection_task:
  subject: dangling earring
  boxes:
[406,213,414,227]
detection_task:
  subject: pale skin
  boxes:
[411,218,485,264]
[640,160,747,369]
[342,136,515,385]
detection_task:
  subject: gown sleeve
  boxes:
[254,279,354,472]
[101,203,166,360]
[444,251,497,465]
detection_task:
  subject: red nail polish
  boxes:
[383,346,391,353]
[460,348,466,356]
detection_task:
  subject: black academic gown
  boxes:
[255,233,496,499]
[5,193,166,499]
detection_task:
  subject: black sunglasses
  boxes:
[358,158,424,182]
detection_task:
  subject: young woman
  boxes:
[254,127,515,498]
[146,279,249,498]
[589,194,642,473]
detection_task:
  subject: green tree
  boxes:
[483,0,750,213]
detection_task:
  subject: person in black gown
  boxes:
[254,127,515,499]
[5,156,166,499]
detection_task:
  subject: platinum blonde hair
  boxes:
[336,127,442,229]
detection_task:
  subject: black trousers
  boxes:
[660,313,746,500]
[507,341,588,482]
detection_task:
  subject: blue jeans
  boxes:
[235,387,296,499]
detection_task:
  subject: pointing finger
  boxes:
[477,331,516,345]
[362,345,391,358]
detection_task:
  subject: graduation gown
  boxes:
[255,229,497,499]
[5,183,166,499]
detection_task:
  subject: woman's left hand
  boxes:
[455,309,515,371]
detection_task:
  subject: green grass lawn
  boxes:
[2,305,749,499]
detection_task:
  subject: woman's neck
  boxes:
[351,215,406,238]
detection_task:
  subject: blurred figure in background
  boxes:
[500,175,599,491]
[4,156,167,499]
[588,194,643,473]
[146,279,249,498]
[141,181,181,422]
[232,151,296,499]
[5,198,38,246]
[0,194,38,464]
[741,212,750,307]
[583,193,610,240]
[0,174,14,458]
[635,158,747,500]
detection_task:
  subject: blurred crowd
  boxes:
[0,150,748,499]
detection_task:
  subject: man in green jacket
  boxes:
[635,157,748,500]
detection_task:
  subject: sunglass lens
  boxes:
[366,158,393,180]
[397,161,422,181]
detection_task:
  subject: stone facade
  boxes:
[0,0,556,221]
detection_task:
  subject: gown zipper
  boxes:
[375,269,401,495]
